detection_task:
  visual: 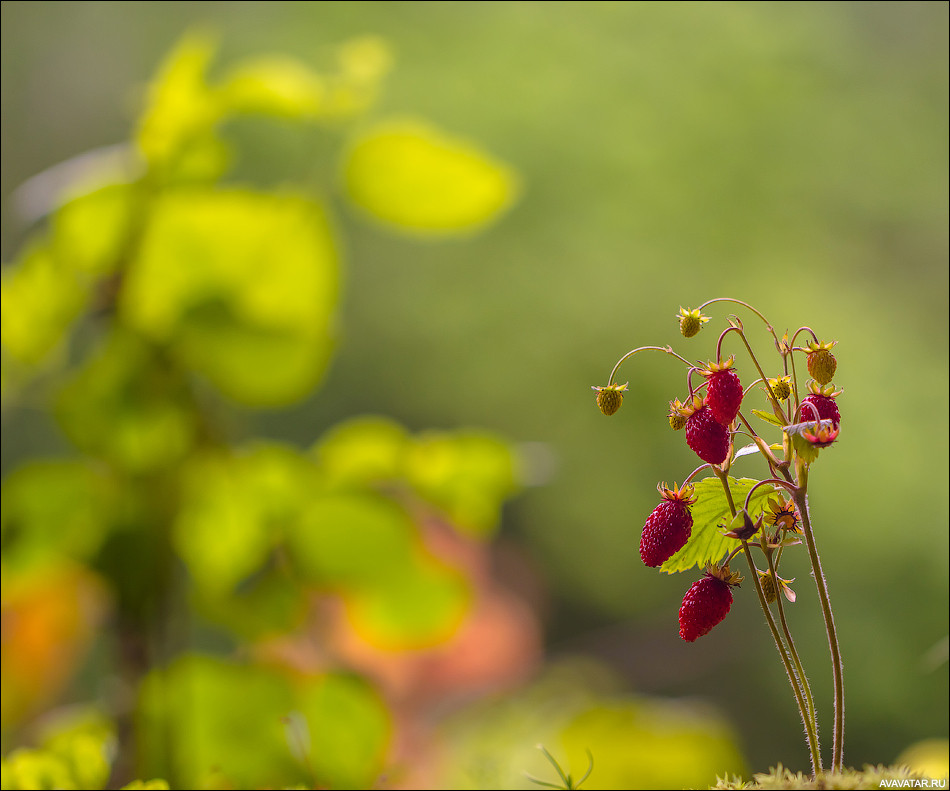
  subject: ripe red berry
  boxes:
[800,382,841,427]
[679,571,736,642]
[702,358,743,425]
[640,483,696,568]
[685,406,730,465]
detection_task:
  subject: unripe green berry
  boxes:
[592,383,628,416]
[676,307,710,339]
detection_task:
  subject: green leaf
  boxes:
[299,674,390,789]
[121,781,170,790]
[51,184,134,277]
[174,444,314,597]
[344,555,472,650]
[1,241,88,365]
[660,477,776,574]
[1,460,117,569]
[120,188,339,406]
[751,409,785,427]
[137,655,389,790]
[404,430,519,536]
[312,416,409,488]
[343,119,520,235]
[135,33,223,168]
[221,56,325,118]
[56,329,197,472]
[286,493,415,587]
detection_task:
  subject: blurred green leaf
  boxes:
[660,477,776,575]
[343,119,519,235]
[405,430,519,536]
[345,554,472,650]
[0,707,114,790]
[299,673,390,790]
[120,781,170,790]
[559,700,744,790]
[222,56,325,119]
[312,415,409,488]
[51,184,135,277]
[1,241,87,365]
[175,444,313,597]
[120,188,339,406]
[287,492,415,587]
[138,654,389,790]
[1,460,116,569]
[136,32,223,169]
[0,749,76,791]
[56,329,196,472]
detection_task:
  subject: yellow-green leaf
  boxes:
[136,32,222,168]
[1,242,87,365]
[343,120,520,235]
[659,477,776,575]
[120,188,339,406]
[222,56,325,118]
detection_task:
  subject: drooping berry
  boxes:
[640,483,696,568]
[676,307,710,338]
[767,375,792,402]
[799,381,842,428]
[679,396,730,465]
[667,398,687,431]
[759,571,778,604]
[701,357,743,425]
[678,565,741,642]
[803,340,838,386]
[592,382,628,416]
[757,569,797,604]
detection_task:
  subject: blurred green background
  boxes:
[1,1,947,788]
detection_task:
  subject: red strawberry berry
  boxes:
[701,357,743,425]
[679,566,741,642]
[800,381,841,428]
[684,405,730,465]
[640,483,696,567]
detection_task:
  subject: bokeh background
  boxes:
[2,2,947,788]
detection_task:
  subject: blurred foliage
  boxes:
[439,661,746,789]
[1,1,947,786]
[0,28,532,789]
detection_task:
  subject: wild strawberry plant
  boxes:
[592,298,846,780]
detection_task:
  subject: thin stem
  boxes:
[734,330,787,421]
[607,345,691,387]
[697,297,780,347]
[765,546,819,747]
[712,469,822,775]
[741,542,823,777]
[793,461,845,771]
[743,478,799,512]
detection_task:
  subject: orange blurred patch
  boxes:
[1,563,109,727]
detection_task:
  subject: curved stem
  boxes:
[682,463,712,486]
[743,478,799,512]
[793,460,845,771]
[712,469,822,775]
[607,345,691,387]
[697,297,779,345]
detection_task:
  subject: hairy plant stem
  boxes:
[764,545,818,738]
[793,460,844,771]
[713,468,823,776]
[607,345,691,386]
